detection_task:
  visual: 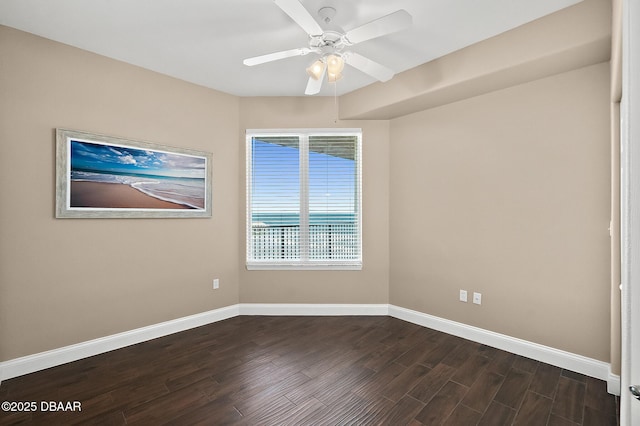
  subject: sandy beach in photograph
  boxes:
[70,181,192,209]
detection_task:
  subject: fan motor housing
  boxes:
[309,31,344,51]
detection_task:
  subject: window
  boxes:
[246,129,362,270]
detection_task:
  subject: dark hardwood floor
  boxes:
[0,316,619,425]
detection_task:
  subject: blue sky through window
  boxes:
[250,137,357,215]
[251,138,300,214]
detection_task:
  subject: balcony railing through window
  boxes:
[251,223,359,261]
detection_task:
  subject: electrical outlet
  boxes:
[213,279,219,290]
[459,289,468,302]
[473,292,482,305]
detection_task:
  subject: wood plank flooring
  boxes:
[0,316,619,425]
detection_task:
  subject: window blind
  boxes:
[246,130,362,269]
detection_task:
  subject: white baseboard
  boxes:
[0,305,239,382]
[388,305,620,395]
[0,302,620,396]
[608,370,621,396]
[238,303,389,316]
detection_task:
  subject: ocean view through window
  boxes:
[246,129,362,269]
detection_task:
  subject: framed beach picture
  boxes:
[55,129,212,218]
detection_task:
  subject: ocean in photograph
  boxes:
[71,170,205,209]
[68,139,207,210]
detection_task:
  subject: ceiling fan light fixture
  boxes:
[327,71,343,83]
[326,54,344,75]
[306,59,326,80]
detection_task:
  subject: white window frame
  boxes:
[246,128,362,270]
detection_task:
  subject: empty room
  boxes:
[1,0,638,424]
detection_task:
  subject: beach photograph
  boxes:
[56,129,212,218]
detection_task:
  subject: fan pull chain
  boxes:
[333,81,339,124]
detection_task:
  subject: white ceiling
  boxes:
[0,0,582,97]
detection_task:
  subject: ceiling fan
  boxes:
[243,0,412,95]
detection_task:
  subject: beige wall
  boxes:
[389,62,611,361]
[238,98,390,304]
[0,26,241,361]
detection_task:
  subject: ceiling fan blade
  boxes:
[344,52,394,82]
[343,10,412,45]
[274,0,324,36]
[305,67,326,95]
[243,47,311,66]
